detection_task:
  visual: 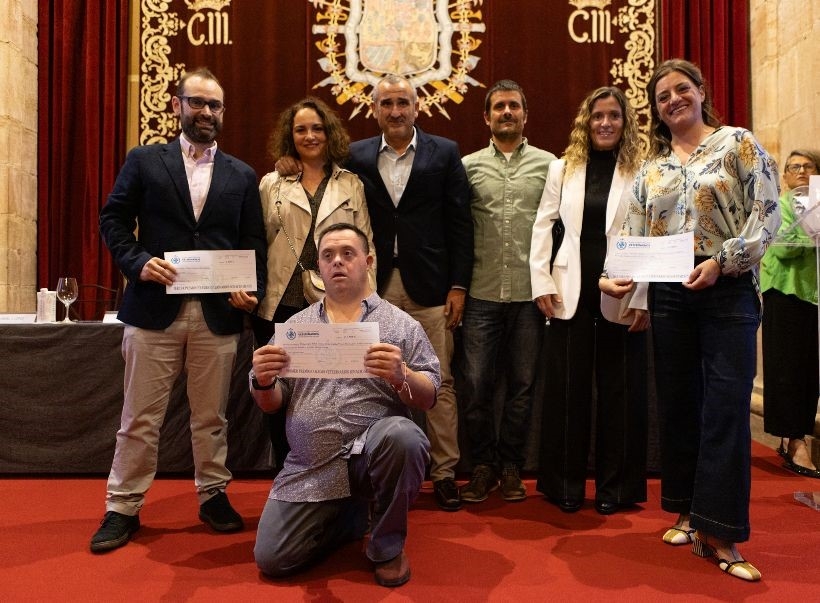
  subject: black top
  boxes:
[579,149,618,315]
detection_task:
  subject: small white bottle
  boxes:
[46,290,57,322]
[36,288,47,322]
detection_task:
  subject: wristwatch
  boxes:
[249,371,277,391]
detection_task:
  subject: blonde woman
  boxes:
[530,86,648,516]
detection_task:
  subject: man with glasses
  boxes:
[91,67,267,552]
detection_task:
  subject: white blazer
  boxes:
[529,158,647,324]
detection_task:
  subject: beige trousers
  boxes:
[381,268,459,481]
[106,299,239,514]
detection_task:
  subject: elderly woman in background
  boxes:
[761,149,820,478]
[254,97,376,471]
[530,86,649,516]
[602,59,780,581]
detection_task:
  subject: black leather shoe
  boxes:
[433,478,462,511]
[90,511,140,553]
[548,496,582,513]
[595,501,618,515]
[199,490,244,532]
[783,458,820,479]
[560,499,582,513]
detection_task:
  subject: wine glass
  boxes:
[56,277,79,322]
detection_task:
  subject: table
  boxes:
[0,323,271,474]
[0,322,659,476]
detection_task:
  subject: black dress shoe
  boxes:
[595,501,618,515]
[560,499,582,513]
[548,496,582,513]
[90,511,140,553]
[783,458,820,479]
[433,478,462,511]
[199,490,244,532]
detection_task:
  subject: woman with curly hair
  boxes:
[254,97,376,471]
[530,86,649,516]
[601,59,780,581]
[255,97,376,341]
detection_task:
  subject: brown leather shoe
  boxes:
[374,550,411,587]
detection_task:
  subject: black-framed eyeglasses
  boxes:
[785,162,817,174]
[177,95,225,114]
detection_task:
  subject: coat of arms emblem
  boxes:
[309,0,486,119]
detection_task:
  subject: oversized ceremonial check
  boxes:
[164,250,257,294]
[274,322,379,379]
[606,232,694,282]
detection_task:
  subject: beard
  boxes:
[180,112,222,144]
[492,121,522,143]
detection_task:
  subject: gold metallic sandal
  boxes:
[692,535,761,581]
[662,526,696,546]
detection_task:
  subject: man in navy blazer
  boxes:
[346,75,473,511]
[91,68,267,553]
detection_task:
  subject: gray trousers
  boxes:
[254,416,430,577]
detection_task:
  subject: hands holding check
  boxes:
[140,256,178,285]
[139,256,259,312]
[681,257,721,290]
[598,258,722,333]
[251,340,435,412]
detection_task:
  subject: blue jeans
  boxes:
[650,273,760,543]
[460,296,544,468]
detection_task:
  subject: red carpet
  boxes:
[1,441,819,601]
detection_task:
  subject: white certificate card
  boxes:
[607,232,694,282]
[164,250,257,294]
[275,322,379,379]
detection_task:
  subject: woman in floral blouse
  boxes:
[601,59,780,581]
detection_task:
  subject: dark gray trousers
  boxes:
[254,416,430,576]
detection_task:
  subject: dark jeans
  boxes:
[651,274,760,543]
[460,297,544,469]
[536,304,648,504]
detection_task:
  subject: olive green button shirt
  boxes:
[462,139,555,302]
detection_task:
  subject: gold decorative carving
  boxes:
[569,0,613,9]
[139,0,185,144]
[609,0,655,150]
[308,0,486,120]
[138,0,232,144]
[184,0,230,10]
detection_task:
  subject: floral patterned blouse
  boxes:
[623,127,781,277]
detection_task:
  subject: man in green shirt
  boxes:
[459,80,556,503]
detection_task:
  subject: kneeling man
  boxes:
[250,223,439,587]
